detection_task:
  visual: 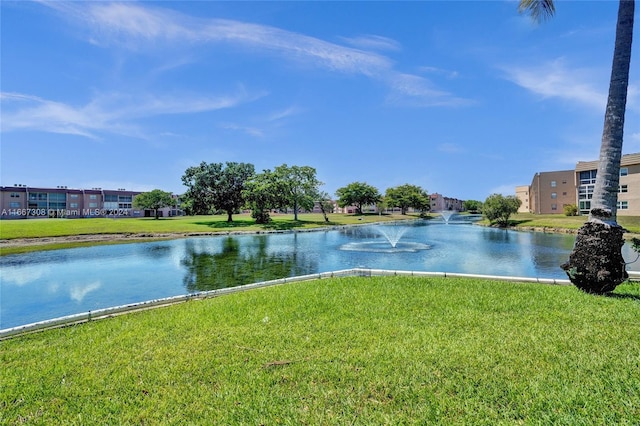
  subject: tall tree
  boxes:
[385,184,429,215]
[273,164,323,221]
[335,182,381,215]
[243,169,280,224]
[520,0,634,294]
[181,162,255,222]
[133,189,174,219]
[483,193,521,227]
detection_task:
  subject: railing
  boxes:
[7,269,634,340]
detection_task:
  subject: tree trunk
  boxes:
[562,0,634,294]
[227,210,233,222]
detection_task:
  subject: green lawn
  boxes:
[478,212,640,234]
[2,276,639,424]
[0,213,417,240]
[0,213,420,255]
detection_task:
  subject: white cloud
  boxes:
[42,1,471,108]
[340,34,402,52]
[386,73,473,107]
[420,66,460,79]
[266,106,303,122]
[501,57,606,111]
[1,89,263,139]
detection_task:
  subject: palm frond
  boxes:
[518,0,556,23]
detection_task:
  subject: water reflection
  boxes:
[181,235,317,292]
[3,222,640,330]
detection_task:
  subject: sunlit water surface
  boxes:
[2,221,639,329]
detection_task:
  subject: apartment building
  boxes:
[575,152,640,216]
[429,193,464,212]
[517,153,640,216]
[528,170,576,214]
[0,186,144,219]
[515,185,530,213]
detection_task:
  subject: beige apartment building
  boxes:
[0,186,144,219]
[575,152,640,216]
[518,153,640,216]
[515,185,530,213]
[429,193,464,212]
[528,170,576,214]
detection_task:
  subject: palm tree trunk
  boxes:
[589,0,635,224]
[561,0,634,293]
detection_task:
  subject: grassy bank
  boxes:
[0,213,418,255]
[0,213,416,240]
[506,213,640,233]
[2,276,639,424]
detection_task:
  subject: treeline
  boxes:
[178,162,435,223]
[135,161,510,225]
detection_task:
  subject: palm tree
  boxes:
[519,0,635,293]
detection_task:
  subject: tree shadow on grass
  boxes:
[604,281,640,301]
[508,219,535,226]
[193,219,336,231]
[193,220,256,229]
[605,292,640,301]
[263,219,336,230]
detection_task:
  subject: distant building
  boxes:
[515,185,530,213]
[528,170,575,214]
[0,185,181,219]
[429,193,464,212]
[575,152,640,216]
[516,152,640,216]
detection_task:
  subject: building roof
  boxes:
[575,152,640,172]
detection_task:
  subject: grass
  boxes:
[477,213,640,234]
[2,276,639,424]
[0,213,419,255]
[0,213,417,240]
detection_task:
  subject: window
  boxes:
[70,203,78,209]
[562,192,567,196]
[89,202,98,208]
[620,168,628,176]
[618,201,628,210]
[29,192,47,201]
[579,200,591,213]
[9,202,20,208]
[551,204,557,211]
[70,194,79,199]
[89,194,98,200]
[104,194,118,202]
[10,192,20,198]
[619,185,628,193]
[579,170,597,185]
[579,185,594,199]
[551,181,557,187]
[551,192,557,199]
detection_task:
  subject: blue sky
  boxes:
[1,1,638,201]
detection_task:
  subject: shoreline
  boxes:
[2,222,638,253]
[0,220,403,251]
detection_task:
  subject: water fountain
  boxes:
[375,225,408,248]
[440,210,458,223]
[340,224,430,253]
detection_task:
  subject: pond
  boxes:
[2,220,639,329]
